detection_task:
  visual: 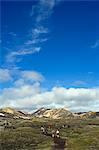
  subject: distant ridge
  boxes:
[0,107,98,119]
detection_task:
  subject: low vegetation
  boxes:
[0,118,99,150]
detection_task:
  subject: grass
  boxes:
[0,118,99,150]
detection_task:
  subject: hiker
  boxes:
[41,126,48,135]
[44,127,48,135]
[48,125,51,129]
[62,124,65,128]
[4,120,9,128]
[41,126,45,134]
[67,125,70,128]
[56,129,60,138]
[52,129,55,138]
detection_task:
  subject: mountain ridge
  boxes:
[0,107,98,119]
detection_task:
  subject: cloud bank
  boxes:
[0,69,99,112]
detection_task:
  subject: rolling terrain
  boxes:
[0,107,99,150]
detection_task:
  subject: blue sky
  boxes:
[0,0,99,112]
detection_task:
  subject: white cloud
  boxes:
[91,39,99,48]
[14,79,25,87]
[2,83,40,100]
[0,83,40,107]
[0,68,44,85]
[0,84,99,112]
[21,70,44,82]
[0,68,44,84]
[0,69,12,82]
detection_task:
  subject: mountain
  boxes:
[33,107,73,119]
[0,107,98,120]
[0,107,30,119]
[33,107,50,117]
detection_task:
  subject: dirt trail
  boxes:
[42,130,67,150]
[51,137,66,150]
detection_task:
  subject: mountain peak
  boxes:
[33,107,73,119]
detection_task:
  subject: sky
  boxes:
[0,0,99,112]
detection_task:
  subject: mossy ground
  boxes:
[0,118,99,150]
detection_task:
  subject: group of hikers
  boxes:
[41,126,60,138]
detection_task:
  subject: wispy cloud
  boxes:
[72,80,87,86]
[31,0,58,21]
[6,47,41,63]
[25,38,48,45]
[28,0,61,46]
[4,0,61,68]
[25,26,49,46]
[25,0,61,47]
[91,39,99,48]
[8,32,17,37]
[32,26,49,35]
